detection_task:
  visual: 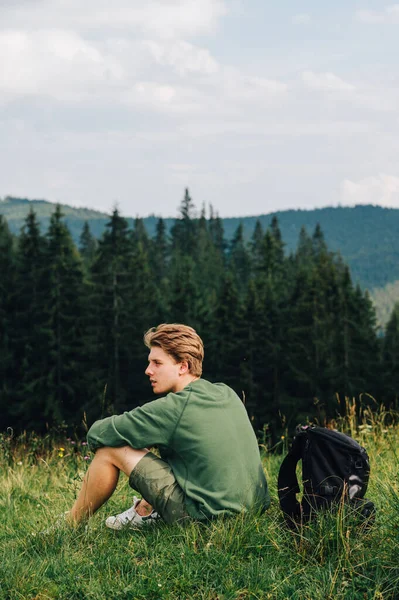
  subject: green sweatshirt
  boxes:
[87,379,270,520]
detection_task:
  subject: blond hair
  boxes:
[144,323,204,377]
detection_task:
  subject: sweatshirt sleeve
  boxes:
[87,393,183,451]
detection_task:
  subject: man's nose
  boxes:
[145,365,152,376]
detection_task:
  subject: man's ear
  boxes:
[179,360,189,375]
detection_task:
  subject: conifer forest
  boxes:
[1,189,399,443]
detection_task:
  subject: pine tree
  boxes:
[284,267,320,420]
[168,191,203,328]
[312,223,328,257]
[228,223,251,292]
[88,209,133,416]
[249,219,264,271]
[258,218,287,289]
[209,271,243,390]
[295,226,313,269]
[208,205,226,255]
[12,210,49,428]
[41,205,87,426]
[0,217,16,428]
[151,218,169,281]
[79,221,97,267]
[144,218,170,323]
[333,265,357,403]
[168,252,201,327]
[247,217,290,438]
[239,280,261,423]
[252,273,289,440]
[131,217,151,253]
[194,207,224,305]
[270,215,285,264]
[180,188,195,220]
[171,188,198,255]
[347,286,380,401]
[312,250,343,417]
[123,231,159,410]
[382,302,399,407]
[332,264,379,410]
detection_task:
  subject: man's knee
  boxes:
[96,445,149,476]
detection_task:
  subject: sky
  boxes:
[1,0,399,218]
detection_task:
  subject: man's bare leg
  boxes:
[69,446,151,524]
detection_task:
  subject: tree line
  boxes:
[1,189,398,443]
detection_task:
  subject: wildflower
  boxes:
[59,447,65,451]
[58,453,64,458]
[17,461,23,466]
[71,441,76,445]
[84,455,90,461]
[81,441,88,446]
[281,435,285,440]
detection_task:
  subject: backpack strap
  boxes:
[278,428,308,522]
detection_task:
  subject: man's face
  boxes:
[145,346,185,394]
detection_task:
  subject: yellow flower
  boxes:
[59,447,65,451]
[58,452,64,458]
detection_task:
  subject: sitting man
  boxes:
[69,323,270,527]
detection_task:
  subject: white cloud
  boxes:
[302,70,355,92]
[180,119,371,139]
[2,0,399,218]
[356,5,399,24]
[246,76,288,94]
[121,81,209,115]
[134,82,176,104]
[0,0,287,118]
[0,30,224,109]
[1,0,227,39]
[143,40,219,76]
[214,68,288,110]
[0,0,228,103]
[0,30,125,101]
[0,23,289,119]
[292,14,312,25]
[341,174,399,207]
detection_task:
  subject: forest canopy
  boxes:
[1,189,398,443]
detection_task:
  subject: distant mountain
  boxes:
[0,196,112,243]
[2,195,399,297]
[0,196,174,251]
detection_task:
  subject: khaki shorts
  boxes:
[129,452,190,525]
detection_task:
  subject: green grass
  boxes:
[1,406,399,600]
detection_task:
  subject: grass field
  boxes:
[1,402,398,600]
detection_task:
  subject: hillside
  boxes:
[0,196,110,244]
[2,408,399,599]
[2,195,399,294]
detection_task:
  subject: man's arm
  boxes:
[87,394,181,451]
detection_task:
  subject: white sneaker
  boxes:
[105,496,161,530]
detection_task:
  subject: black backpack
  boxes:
[278,425,375,526]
